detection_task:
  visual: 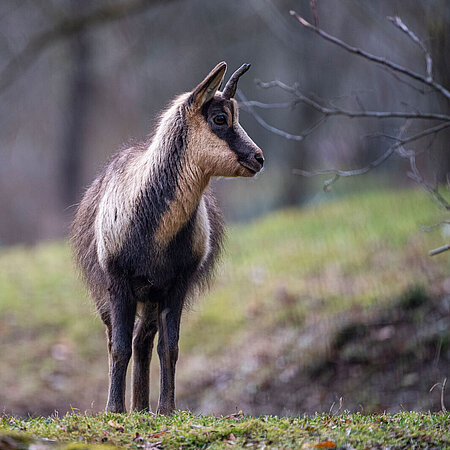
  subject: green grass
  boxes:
[1,410,449,449]
[0,188,449,418]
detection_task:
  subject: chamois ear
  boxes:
[189,62,227,109]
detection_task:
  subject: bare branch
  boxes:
[0,0,167,95]
[239,90,328,142]
[289,10,450,100]
[429,245,450,256]
[377,122,449,152]
[387,16,432,81]
[254,80,450,121]
[293,145,396,191]
[294,121,450,193]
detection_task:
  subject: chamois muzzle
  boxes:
[238,147,265,176]
[222,63,251,99]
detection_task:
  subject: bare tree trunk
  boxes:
[60,0,91,209]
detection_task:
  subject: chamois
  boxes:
[71,62,264,415]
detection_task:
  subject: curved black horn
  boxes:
[222,63,251,99]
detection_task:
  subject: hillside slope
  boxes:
[0,189,449,416]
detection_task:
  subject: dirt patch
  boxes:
[177,288,450,415]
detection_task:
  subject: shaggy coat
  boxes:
[71,62,264,414]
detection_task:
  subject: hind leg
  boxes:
[156,286,185,415]
[131,302,158,411]
[106,282,137,413]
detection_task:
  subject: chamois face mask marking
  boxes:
[201,96,263,176]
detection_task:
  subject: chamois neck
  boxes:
[152,158,210,247]
[149,100,211,247]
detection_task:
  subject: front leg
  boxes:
[106,282,137,413]
[156,297,183,415]
[131,302,158,411]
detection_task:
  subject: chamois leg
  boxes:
[156,294,184,415]
[106,283,137,413]
[131,302,158,411]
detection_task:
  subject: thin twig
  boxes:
[443,378,448,412]
[430,378,447,411]
[310,0,319,28]
[327,397,344,422]
[294,145,395,191]
[237,90,304,141]
[379,66,429,94]
[333,397,344,416]
[240,100,297,110]
[289,10,450,100]
[387,16,432,81]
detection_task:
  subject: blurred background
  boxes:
[0,0,449,417]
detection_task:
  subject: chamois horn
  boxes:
[221,63,251,99]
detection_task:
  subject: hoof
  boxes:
[106,403,127,413]
[157,405,175,415]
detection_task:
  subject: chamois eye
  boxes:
[213,114,227,126]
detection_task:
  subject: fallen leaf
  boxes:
[107,420,121,428]
[314,441,337,448]
[149,430,168,439]
[225,410,244,420]
[107,419,124,432]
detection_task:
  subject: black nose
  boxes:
[255,154,264,167]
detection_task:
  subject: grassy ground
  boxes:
[0,188,449,417]
[1,410,449,449]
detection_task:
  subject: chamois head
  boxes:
[186,62,264,178]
